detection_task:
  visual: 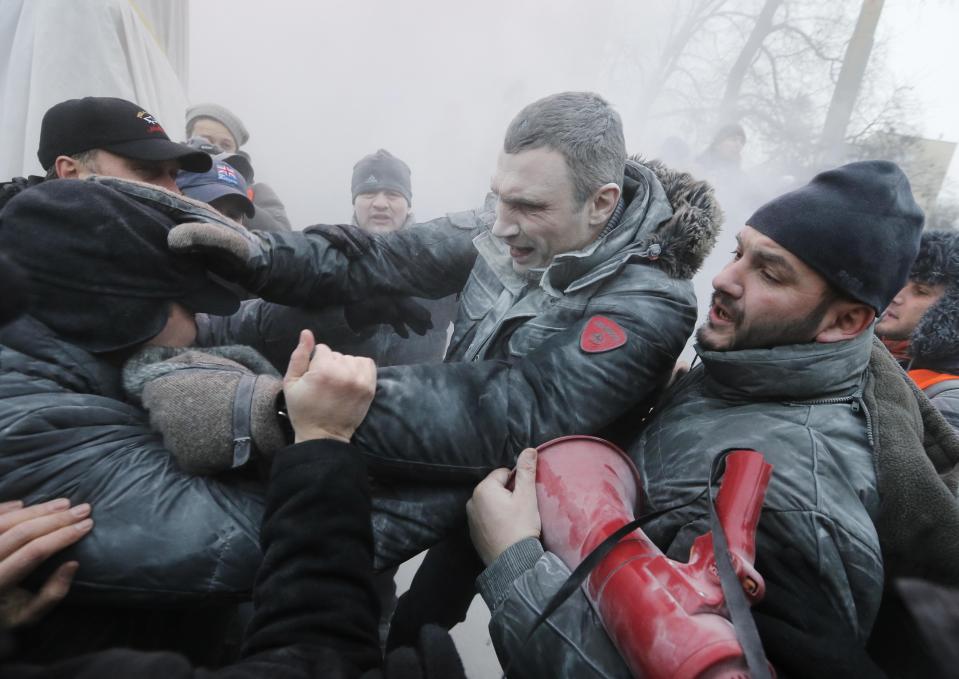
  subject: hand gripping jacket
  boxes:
[534,436,774,679]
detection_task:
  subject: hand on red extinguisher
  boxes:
[467,448,542,567]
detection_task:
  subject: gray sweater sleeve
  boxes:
[481,548,631,679]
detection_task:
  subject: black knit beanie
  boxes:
[351,149,412,205]
[748,160,924,312]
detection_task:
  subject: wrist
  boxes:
[476,537,544,610]
[293,429,351,444]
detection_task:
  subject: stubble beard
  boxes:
[697,292,834,352]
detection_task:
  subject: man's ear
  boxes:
[815,302,876,343]
[588,182,622,228]
[53,155,81,179]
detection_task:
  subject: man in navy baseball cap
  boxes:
[177,159,256,224]
[38,96,211,192]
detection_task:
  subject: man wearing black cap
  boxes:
[38,96,211,191]
[470,161,959,677]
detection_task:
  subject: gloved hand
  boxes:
[167,219,272,291]
[123,346,285,475]
[83,175,272,291]
[344,296,434,339]
[304,223,377,259]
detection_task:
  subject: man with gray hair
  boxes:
[170,92,722,581]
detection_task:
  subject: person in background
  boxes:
[348,149,456,367]
[177,158,256,225]
[877,229,959,428]
[186,103,291,232]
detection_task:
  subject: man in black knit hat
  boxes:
[352,149,415,234]
[470,161,959,678]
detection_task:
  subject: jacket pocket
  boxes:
[506,320,567,358]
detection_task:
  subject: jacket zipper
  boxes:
[786,396,875,448]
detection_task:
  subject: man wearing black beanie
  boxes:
[470,161,959,678]
[697,160,923,352]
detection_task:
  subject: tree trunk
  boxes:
[819,0,886,161]
[717,0,784,124]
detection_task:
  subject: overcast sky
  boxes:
[189,0,958,226]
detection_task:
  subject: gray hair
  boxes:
[503,92,626,205]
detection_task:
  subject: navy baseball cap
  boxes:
[176,160,255,217]
[38,97,211,172]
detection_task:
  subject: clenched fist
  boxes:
[283,330,377,443]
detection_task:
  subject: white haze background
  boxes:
[187,2,959,676]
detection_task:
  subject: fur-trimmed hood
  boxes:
[910,230,959,370]
[632,156,723,280]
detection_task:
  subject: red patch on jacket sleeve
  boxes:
[580,316,628,353]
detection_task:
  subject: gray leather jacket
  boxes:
[240,161,722,567]
[481,331,884,677]
[249,160,721,482]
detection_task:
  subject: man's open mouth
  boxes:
[509,246,534,259]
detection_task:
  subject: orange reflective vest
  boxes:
[909,369,959,392]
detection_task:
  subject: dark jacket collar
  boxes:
[695,329,874,403]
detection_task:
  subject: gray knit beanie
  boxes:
[186,103,250,148]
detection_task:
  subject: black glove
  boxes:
[345,296,434,339]
[304,223,377,259]
[374,625,466,679]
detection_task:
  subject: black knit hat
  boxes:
[351,149,412,205]
[38,97,211,172]
[748,160,924,312]
[0,180,240,353]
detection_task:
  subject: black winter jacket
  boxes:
[2,440,383,678]
[0,316,264,604]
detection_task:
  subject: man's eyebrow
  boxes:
[490,179,548,210]
[502,195,549,210]
[753,249,797,278]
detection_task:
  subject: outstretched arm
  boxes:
[353,272,696,480]
[170,211,488,307]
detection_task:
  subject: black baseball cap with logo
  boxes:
[37,97,212,173]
